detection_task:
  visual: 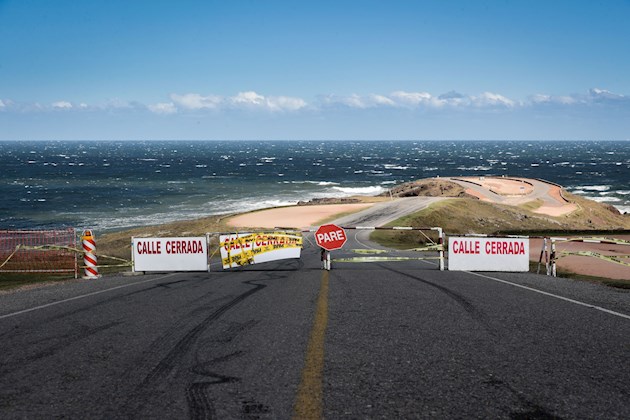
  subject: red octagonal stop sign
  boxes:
[315,224,347,251]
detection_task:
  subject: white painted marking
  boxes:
[0,273,179,321]
[353,230,381,251]
[466,271,630,321]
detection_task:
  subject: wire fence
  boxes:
[0,228,78,276]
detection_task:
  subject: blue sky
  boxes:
[1,0,629,140]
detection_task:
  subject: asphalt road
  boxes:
[1,205,629,418]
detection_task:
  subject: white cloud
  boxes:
[52,100,73,109]
[471,92,516,108]
[530,94,578,105]
[390,91,433,106]
[4,88,629,118]
[231,91,265,106]
[229,91,307,111]
[339,94,368,108]
[318,93,397,109]
[148,102,177,115]
[171,93,222,110]
[266,95,307,111]
[589,88,626,101]
[168,91,307,112]
[369,94,397,107]
[528,88,629,108]
[319,90,517,110]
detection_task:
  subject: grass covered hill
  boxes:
[371,180,630,248]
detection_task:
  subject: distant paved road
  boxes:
[1,209,629,418]
[334,196,444,227]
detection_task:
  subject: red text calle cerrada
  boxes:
[451,240,526,255]
[136,240,204,255]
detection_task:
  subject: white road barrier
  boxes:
[132,237,208,272]
[219,231,302,269]
[448,236,530,272]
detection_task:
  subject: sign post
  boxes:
[315,224,347,270]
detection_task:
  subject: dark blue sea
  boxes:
[1,140,628,232]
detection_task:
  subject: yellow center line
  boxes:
[292,270,329,420]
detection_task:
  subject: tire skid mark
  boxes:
[377,263,499,337]
[186,355,244,420]
[186,382,217,420]
[214,320,260,344]
[22,277,214,327]
[181,270,292,419]
[117,279,268,417]
[142,280,266,385]
[482,375,562,419]
[118,267,294,417]
[379,264,564,418]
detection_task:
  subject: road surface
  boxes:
[1,207,629,418]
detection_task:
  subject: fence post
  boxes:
[82,229,101,279]
[75,229,79,278]
[550,239,557,277]
[436,227,445,271]
[536,238,549,275]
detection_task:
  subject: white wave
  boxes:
[615,205,630,214]
[573,185,610,192]
[332,186,385,195]
[291,180,340,186]
[585,196,622,203]
[383,164,410,170]
[456,166,492,171]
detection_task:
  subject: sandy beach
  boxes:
[226,203,375,229]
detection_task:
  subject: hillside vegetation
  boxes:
[370,193,630,248]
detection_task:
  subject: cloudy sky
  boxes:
[1,0,629,140]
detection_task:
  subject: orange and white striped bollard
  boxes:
[82,229,101,279]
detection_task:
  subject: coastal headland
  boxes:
[98,176,629,282]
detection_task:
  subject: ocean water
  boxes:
[1,140,628,232]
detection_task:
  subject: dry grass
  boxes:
[97,214,232,263]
